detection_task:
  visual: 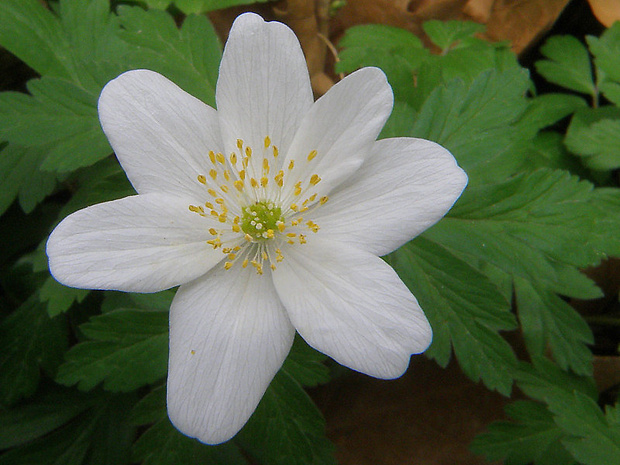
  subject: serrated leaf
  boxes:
[56,309,169,392]
[425,169,605,298]
[239,369,337,465]
[0,77,112,173]
[39,276,89,317]
[411,68,530,183]
[515,278,593,376]
[281,336,330,388]
[535,35,596,96]
[0,297,68,406]
[548,392,620,465]
[516,93,587,141]
[422,20,485,52]
[388,237,517,394]
[471,400,577,465]
[117,7,221,107]
[565,107,620,170]
[587,22,620,105]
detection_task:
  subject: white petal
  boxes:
[98,69,223,199]
[272,238,431,379]
[314,137,468,256]
[46,193,224,292]
[216,13,313,166]
[167,265,295,444]
[280,67,393,199]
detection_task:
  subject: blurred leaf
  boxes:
[536,35,596,97]
[336,24,429,106]
[39,277,89,318]
[587,22,620,104]
[56,309,168,392]
[0,297,68,406]
[515,278,594,376]
[0,143,56,216]
[565,107,620,171]
[0,392,136,465]
[422,20,485,52]
[426,169,605,298]
[174,0,272,13]
[389,237,517,394]
[117,7,221,107]
[239,369,337,465]
[548,393,620,465]
[471,400,577,465]
[411,68,530,184]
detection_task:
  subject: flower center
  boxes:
[188,136,329,275]
[241,202,283,240]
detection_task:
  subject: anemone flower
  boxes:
[47,12,467,444]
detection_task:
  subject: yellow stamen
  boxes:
[197,175,207,184]
[307,150,317,161]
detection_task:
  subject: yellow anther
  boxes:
[221,185,229,193]
[320,196,329,205]
[262,251,268,260]
[208,169,217,180]
[277,221,286,232]
[210,211,219,218]
[237,139,243,149]
[275,249,284,262]
[288,160,295,170]
[230,153,237,165]
[232,223,241,232]
[273,146,279,158]
[239,170,246,180]
[197,175,207,184]
[208,228,218,236]
[209,151,216,164]
[233,216,240,224]
[310,174,321,185]
[307,150,317,161]
[223,170,231,181]
[242,157,249,168]
[188,205,204,214]
[264,136,271,148]
[266,229,275,238]
[242,259,249,268]
[309,193,317,202]
[261,177,268,187]
[290,204,298,211]
[216,152,226,164]
[208,188,217,197]
[223,248,232,254]
[245,146,252,157]
[234,180,244,191]
[218,214,227,223]
[215,198,225,204]
[224,262,233,270]
[271,264,277,270]
[207,238,222,248]
[228,253,237,260]
[299,234,307,244]
[245,234,253,242]
[205,202,214,209]
[287,233,297,238]
[251,178,258,188]
[262,158,269,174]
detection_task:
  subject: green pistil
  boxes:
[241,201,282,240]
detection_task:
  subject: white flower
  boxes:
[46,12,467,444]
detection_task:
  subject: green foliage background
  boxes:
[0,1,619,464]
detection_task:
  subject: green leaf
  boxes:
[281,336,330,388]
[515,93,587,141]
[130,386,248,465]
[565,107,620,171]
[336,24,429,106]
[471,400,576,465]
[0,143,56,216]
[548,393,620,465]
[0,77,112,173]
[425,169,605,298]
[0,297,68,406]
[587,22,620,105]
[174,0,272,14]
[239,369,337,465]
[117,7,222,107]
[388,237,517,394]
[39,276,90,318]
[422,20,485,52]
[515,278,593,376]
[535,35,596,97]
[0,392,136,465]
[56,309,169,392]
[411,68,530,184]
[0,385,92,450]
